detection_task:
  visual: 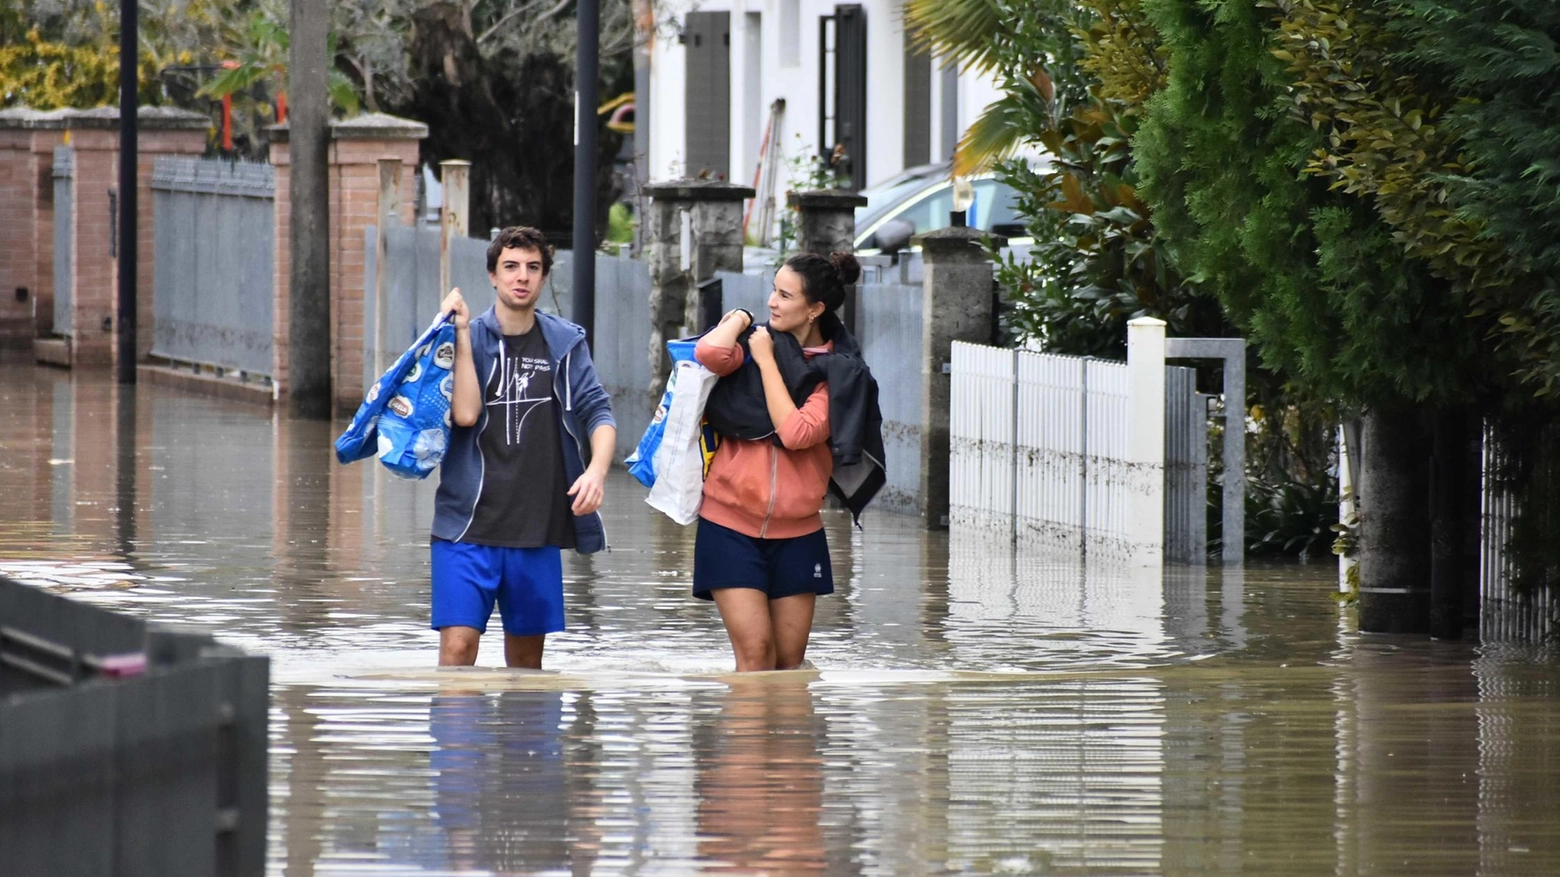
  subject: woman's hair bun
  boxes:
[829,251,862,286]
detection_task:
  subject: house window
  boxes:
[818,5,867,191]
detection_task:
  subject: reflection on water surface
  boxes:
[2,365,1557,876]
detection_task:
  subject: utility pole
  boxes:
[572,0,600,343]
[116,0,138,384]
[288,0,332,417]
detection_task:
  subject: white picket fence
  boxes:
[950,318,1184,565]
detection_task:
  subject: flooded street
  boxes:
[3,363,1559,876]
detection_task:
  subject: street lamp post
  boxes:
[117,0,138,384]
[572,0,600,343]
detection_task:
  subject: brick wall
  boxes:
[0,108,208,362]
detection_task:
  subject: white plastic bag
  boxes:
[646,359,719,524]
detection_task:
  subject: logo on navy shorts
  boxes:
[814,563,823,579]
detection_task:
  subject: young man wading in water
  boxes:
[431,226,616,668]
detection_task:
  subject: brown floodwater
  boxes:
[2,364,1558,876]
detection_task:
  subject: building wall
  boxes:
[648,0,1003,199]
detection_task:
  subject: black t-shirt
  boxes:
[461,325,576,548]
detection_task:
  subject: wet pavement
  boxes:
[3,363,1559,876]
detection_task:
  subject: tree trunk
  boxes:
[288,0,332,418]
[1357,405,1432,633]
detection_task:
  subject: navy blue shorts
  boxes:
[430,540,565,636]
[693,518,834,601]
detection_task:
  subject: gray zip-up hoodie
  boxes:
[431,308,616,553]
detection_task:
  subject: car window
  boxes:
[855,175,942,228]
[884,182,955,236]
[970,179,1021,232]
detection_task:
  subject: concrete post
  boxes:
[641,179,754,394]
[1127,317,1166,566]
[1358,406,1432,633]
[917,225,1004,529]
[788,189,869,335]
[439,159,470,301]
[787,189,867,257]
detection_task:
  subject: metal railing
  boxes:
[1480,425,1560,642]
[150,157,276,379]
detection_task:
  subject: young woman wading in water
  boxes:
[693,251,885,672]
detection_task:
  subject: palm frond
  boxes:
[953,93,1031,175]
[904,0,1003,75]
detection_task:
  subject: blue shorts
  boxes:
[692,518,834,601]
[430,540,565,636]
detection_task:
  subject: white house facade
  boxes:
[642,0,1004,197]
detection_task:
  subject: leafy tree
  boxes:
[2,0,637,243]
[906,0,1217,356]
[1134,1,1482,409]
[0,0,227,110]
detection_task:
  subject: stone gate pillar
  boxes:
[918,225,1004,529]
[642,179,753,393]
[787,189,867,257]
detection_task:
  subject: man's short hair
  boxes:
[486,226,555,275]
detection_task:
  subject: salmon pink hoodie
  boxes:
[695,336,833,539]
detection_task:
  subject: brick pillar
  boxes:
[269,113,426,412]
[0,110,38,346]
[641,179,754,394]
[0,109,80,353]
[65,121,119,367]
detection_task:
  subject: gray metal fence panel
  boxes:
[1479,424,1559,642]
[1163,366,1207,563]
[859,280,924,514]
[590,252,653,461]
[150,158,275,375]
[715,269,772,318]
[52,147,73,337]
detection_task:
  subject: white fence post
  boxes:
[1127,317,1167,564]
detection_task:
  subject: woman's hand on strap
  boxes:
[747,325,775,363]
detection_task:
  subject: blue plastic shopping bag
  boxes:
[335,312,457,479]
[626,338,701,488]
